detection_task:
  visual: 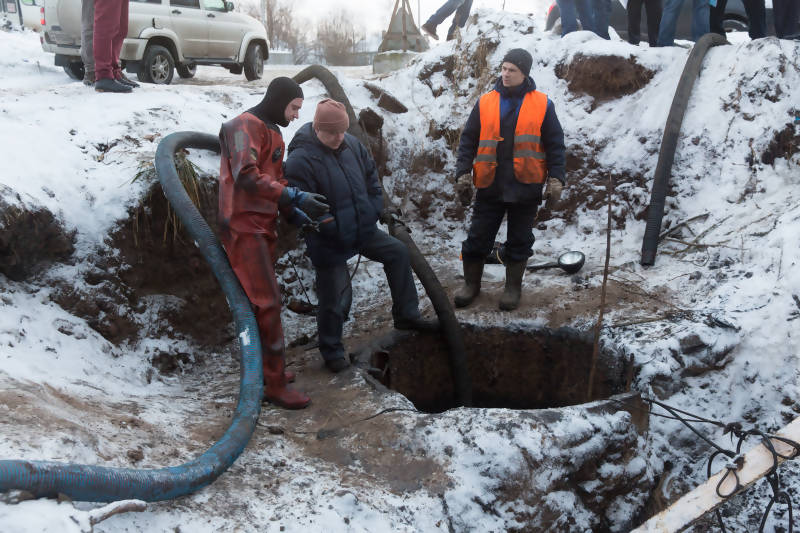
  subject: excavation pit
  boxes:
[365,325,631,413]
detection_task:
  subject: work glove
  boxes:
[279,186,330,219]
[454,173,473,207]
[379,205,412,233]
[379,205,401,225]
[543,177,563,210]
[286,206,313,228]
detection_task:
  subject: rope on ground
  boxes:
[612,396,800,531]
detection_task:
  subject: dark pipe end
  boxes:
[640,249,656,266]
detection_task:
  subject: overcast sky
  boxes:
[289,0,550,35]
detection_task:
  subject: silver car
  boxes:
[40,0,269,84]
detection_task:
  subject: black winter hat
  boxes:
[248,77,304,127]
[501,48,533,77]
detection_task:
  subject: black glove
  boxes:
[454,173,473,207]
[279,187,330,219]
[297,192,330,219]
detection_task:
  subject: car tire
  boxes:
[63,61,85,81]
[176,63,197,79]
[138,44,175,85]
[722,16,748,33]
[243,43,264,81]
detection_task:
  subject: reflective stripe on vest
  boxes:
[472,89,549,188]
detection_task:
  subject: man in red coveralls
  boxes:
[218,77,330,409]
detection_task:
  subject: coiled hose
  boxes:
[0,132,263,502]
[640,33,728,266]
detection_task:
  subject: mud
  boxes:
[761,117,800,165]
[0,185,75,281]
[555,54,655,108]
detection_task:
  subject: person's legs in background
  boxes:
[557,0,580,35]
[689,0,710,41]
[742,0,766,38]
[93,0,130,92]
[576,0,596,32]
[80,0,95,85]
[446,0,473,39]
[627,0,645,44]
[644,0,663,45]
[422,0,466,40]
[656,0,685,45]
[592,0,612,38]
[110,0,138,87]
[773,0,799,38]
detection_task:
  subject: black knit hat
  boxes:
[502,48,533,77]
[248,77,304,127]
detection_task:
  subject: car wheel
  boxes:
[243,43,264,81]
[63,61,85,81]
[722,16,748,33]
[138,44,175,85]
[176,63,197,79]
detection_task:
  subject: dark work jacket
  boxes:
[455,76,567,205]
[285,123,383,267]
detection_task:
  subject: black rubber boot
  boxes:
[499,261,526,311]
[454,259,484,308]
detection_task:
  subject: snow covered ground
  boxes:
[2,7,800,532]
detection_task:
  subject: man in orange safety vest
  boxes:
[453,48,566,311]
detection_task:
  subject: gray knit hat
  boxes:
[501,48,533,77]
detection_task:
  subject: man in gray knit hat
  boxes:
[453,48,567,311]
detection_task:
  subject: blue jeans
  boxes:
[657,0,709,45]
[557,0,596,34]
[315,229,420,362]
[592,0,612,38]
[425,0,473,35]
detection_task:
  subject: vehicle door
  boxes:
[201,0,243,59]
[130,0,171,39]
[168,0,207,59]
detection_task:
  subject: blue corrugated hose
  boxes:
[0,132,263,502]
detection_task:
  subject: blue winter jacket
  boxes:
[285,123,383,267]
[455,76,566,205]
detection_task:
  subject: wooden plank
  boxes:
[633,416,800,532]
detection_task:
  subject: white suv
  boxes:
[40,0,268,84]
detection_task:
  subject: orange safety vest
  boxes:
[473,89,549,188]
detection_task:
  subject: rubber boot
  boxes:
[454,259,484,308]
[263,354,309,409]
[499,261,526,311]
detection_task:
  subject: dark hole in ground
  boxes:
[369,325,630,413]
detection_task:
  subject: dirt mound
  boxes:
[761,115,800,165]
[556,54,655,107]
[48,156,301,351]
[0,185,75,281]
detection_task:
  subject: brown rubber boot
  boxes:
[263,354,309,409]
[499,261,526,311]
[454,259,484,308]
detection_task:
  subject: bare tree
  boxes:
[271,3,311,63]
[316,10,358,65]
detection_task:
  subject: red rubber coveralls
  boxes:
[218,112,307,409]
